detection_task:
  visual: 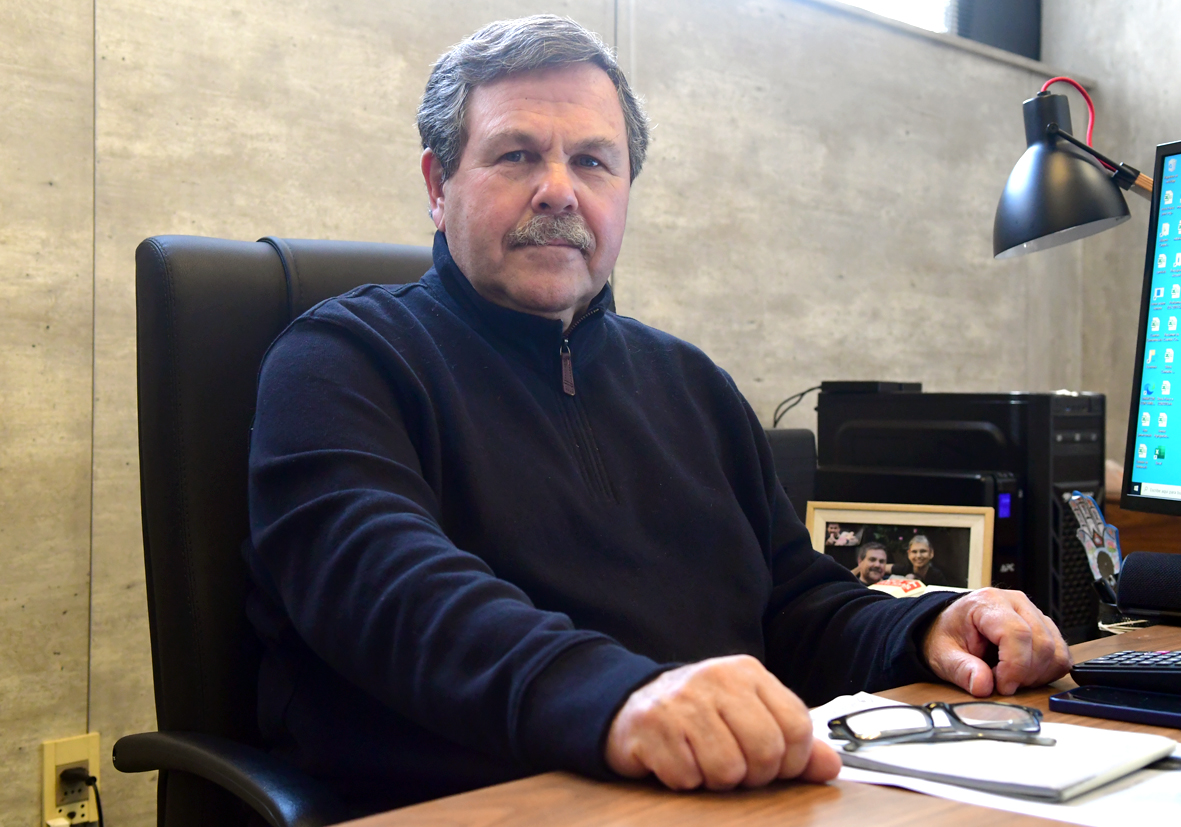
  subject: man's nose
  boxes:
[532,162,578,214]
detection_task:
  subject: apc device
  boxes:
[815,386,1106,644]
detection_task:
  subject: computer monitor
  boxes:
[1122,140,1181,514]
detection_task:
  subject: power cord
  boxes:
[58,767,103,827]
[1039,76,1113,169]
[772,385,821,427]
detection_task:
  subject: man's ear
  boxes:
[421,149,446,232]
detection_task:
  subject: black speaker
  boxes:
[1118,552,1181,621]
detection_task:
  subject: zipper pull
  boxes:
[560,340,575,396]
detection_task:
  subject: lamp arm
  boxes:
[1046,123,1154,199]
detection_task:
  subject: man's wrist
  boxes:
[516,639,666,779]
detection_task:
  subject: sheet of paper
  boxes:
[811,693,1181,826]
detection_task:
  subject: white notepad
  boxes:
[813,693,1177,802]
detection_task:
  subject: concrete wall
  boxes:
[1041,0,1181,462]
[2,1,1084,823]
[0,0,95,822]
[617,0,1082,428]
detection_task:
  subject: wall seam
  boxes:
[86,0,97,734]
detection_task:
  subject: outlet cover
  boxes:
[42,733,100,825]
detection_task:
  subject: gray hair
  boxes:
[908,534,933,550]
[417,15,650,183]
[857,542,887,562]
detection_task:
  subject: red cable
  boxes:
[1040,76,1096,146]
[1040,76,1114,170]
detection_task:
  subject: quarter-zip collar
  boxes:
[425,231,612,378]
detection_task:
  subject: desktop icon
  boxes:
[1173,285,1180,299]
[1170,159,1177,172]
[1153,317,1162,332]
[1155,287,1166,299]
[1163,223,1170,237]
[1174,252,1181,268]
[1172,317,1179,331]
[1140,443,1149,458]
[1161,412,1169,428]
[1156,445,1167,460]
[1169,349,1176,363]
[1164,380,1172,396]
[1143,412,1152,427]
[1169,190,1176,205]
[1149,349,1157,362]
[1159,255,1168,269]
[1145,381,1156,396]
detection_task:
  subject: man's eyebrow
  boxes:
[569,136,625,158]
[484,129,542,150]
[484,130,625,159]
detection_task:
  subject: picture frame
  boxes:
[805,501,994,590]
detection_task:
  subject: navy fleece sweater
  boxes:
[245,232,958,813]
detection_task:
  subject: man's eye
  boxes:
[502,151,525,162]
[575,156,602,168]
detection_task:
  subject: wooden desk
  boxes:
[1104,500,1181,556]
[343,626,1181,827]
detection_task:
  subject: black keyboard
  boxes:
[1071,650,1181,695]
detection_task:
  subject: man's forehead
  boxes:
[465,63,626,134]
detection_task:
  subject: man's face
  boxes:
[857,548,887,585]
[422,62,631,328]
[908,541,934,570]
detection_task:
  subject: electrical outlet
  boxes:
[42,733,100,825]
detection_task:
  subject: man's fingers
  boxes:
[683,707,750,790]
[799,739,843,783]
[973,590,1070,693]
[754,681,818,780]
[641,734,705,790]
[1004,597,1072,686]
[979,603,1034,695]
[930,643,995,696]
[717,697,788,787]
[604,656,836,792]
[924,588,1072,696]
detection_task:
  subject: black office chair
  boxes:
[764,428,817,521]
[112,235,433,827]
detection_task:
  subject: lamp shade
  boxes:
[993,92,1130,259]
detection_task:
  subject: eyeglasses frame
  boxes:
[828,701,1056,752]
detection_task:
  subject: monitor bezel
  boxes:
[1121,140,1181,515]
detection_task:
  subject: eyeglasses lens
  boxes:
[952,703,1038,731]
[846,707,929,740]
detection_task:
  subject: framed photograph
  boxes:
[805,501,994,590]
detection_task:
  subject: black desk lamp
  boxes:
[994,77,1154,259]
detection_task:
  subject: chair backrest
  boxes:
[136,235,433,748]
[764,428,817,521]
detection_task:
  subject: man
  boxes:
[853,542,889,586]
[892,535,953,587]
[245,15,1070,815]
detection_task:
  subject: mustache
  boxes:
[505,214,595,253]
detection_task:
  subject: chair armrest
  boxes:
[113,731,351,827]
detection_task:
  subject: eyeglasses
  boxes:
[828,701,1055,752]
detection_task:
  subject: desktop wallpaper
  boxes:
[1131,151,1181,501]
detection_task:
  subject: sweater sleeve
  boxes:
[754,436,962,706]
[247,318,665,778]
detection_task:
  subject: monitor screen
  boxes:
[1124,142,1181,514]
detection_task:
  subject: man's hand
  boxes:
[923,587,1072,696]
[604,655,841,791]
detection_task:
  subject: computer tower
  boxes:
[816,389,1105,643]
